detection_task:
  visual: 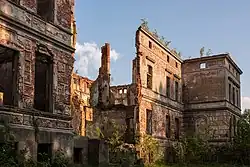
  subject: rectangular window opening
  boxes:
[166,77,170,98]
[166,115,171,138]
[200,63,206,69]
[37,143,52,163]
[37,0,54,22]
[175,81,179,101]
[149,41,152,49]
[233,87,235,105]
[74,147,83,164]
[34,52,53,112]
[175,118,180,140]
[236,90,239,106]
[147,65,153,89]
[125,118,134,143]
[146,109,152,135]
[0,47,18,106]
[229,83,231,102]
[167,55,170,62]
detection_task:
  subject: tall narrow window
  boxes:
[147,65,153,89]
[125,118,134,143]
[166,115,171,138]
[0,47,18,106]
[166,77,170,98]
[37,0,54,22]
[229,83,231,102]
[167,55,170,62]
[233,87,235,105]
[146,110,152,135]
[149,41,152,49]
[175,118,180,140]
[175,62,178,68]
[34,52,53,112]
[236,90,239,106]
[175,81,179,101]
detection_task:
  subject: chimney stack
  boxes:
[100,43,110,75]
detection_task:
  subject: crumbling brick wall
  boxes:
[71,73,93,136]
[134,26,184,140]
[0,0,75,160]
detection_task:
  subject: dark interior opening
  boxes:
[37,143,52,162]
[74,147,83,164]
[0,46,18,106]
[37,0,54,22]
[175,118,180,140]
[34,52,53,112]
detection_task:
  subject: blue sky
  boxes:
[74,0,250,110]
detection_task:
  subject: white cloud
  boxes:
[74,42,120,79]
[241,96,250,111]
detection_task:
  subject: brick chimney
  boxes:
[99,43,110,75]
[97,43,111,108]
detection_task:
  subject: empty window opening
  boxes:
[166,77,170,98]
[167,55,170,62]
[175,81,179,101]
[233,116,237,136]
[124,89,127,94]
[146,109,152,135]
[74,147,83,164]
[147,65,153,89]
[119,89,123,94]
[125,118,134,143]
[37,143,52,163]
[175,118,180,140]
[233,87,235,105]
[166,115,171,138]
[175,62,178,68]
[200,63,206,69]
[0,46,18,106]
[34,52,53,112]
[229,83,231,102]
[236,90,239,107]
[37,0,54,22]
[149,41,152,49]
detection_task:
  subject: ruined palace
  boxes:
[73,24,243,159]
[0,0,76,160]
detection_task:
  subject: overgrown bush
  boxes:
[137,134,163,165]
[168,110,250,166]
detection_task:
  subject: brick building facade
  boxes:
[86,25,243,160]
[182,54,242,141]
[0,0,75,161]
[71,73,93,136]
